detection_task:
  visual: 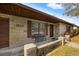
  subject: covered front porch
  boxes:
[27,20,58,45]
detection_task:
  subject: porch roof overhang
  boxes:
[0,3,78,27]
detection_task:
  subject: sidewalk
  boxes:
[66,42,79,49]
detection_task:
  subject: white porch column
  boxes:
[47,24,50,37]
[58,36,65,46]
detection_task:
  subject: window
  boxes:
[31,22,39,35]
[31,22,48,36]
[66,25,71,33]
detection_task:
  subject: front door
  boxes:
[0,17,9,48]
[50,24,53,37]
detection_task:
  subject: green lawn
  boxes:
[47,45,79,56]
[71,35,79,43]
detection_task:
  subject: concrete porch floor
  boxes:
[0,46,24,56]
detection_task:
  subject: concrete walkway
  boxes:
[66,42,79,49]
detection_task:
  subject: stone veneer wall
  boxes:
[59,23,73,36]
[10,17,28,48]
[24,39,62,56]
[53,23,73,37]
[70,25,74,33]
[37,41,61,56]
[59,23,67,36]
[53,23,60,37]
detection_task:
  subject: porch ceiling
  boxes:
[0,3,78,27]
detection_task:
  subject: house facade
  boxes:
[0,3,76,48]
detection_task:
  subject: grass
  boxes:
[71,35,79,43]
[47,45,79,56]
